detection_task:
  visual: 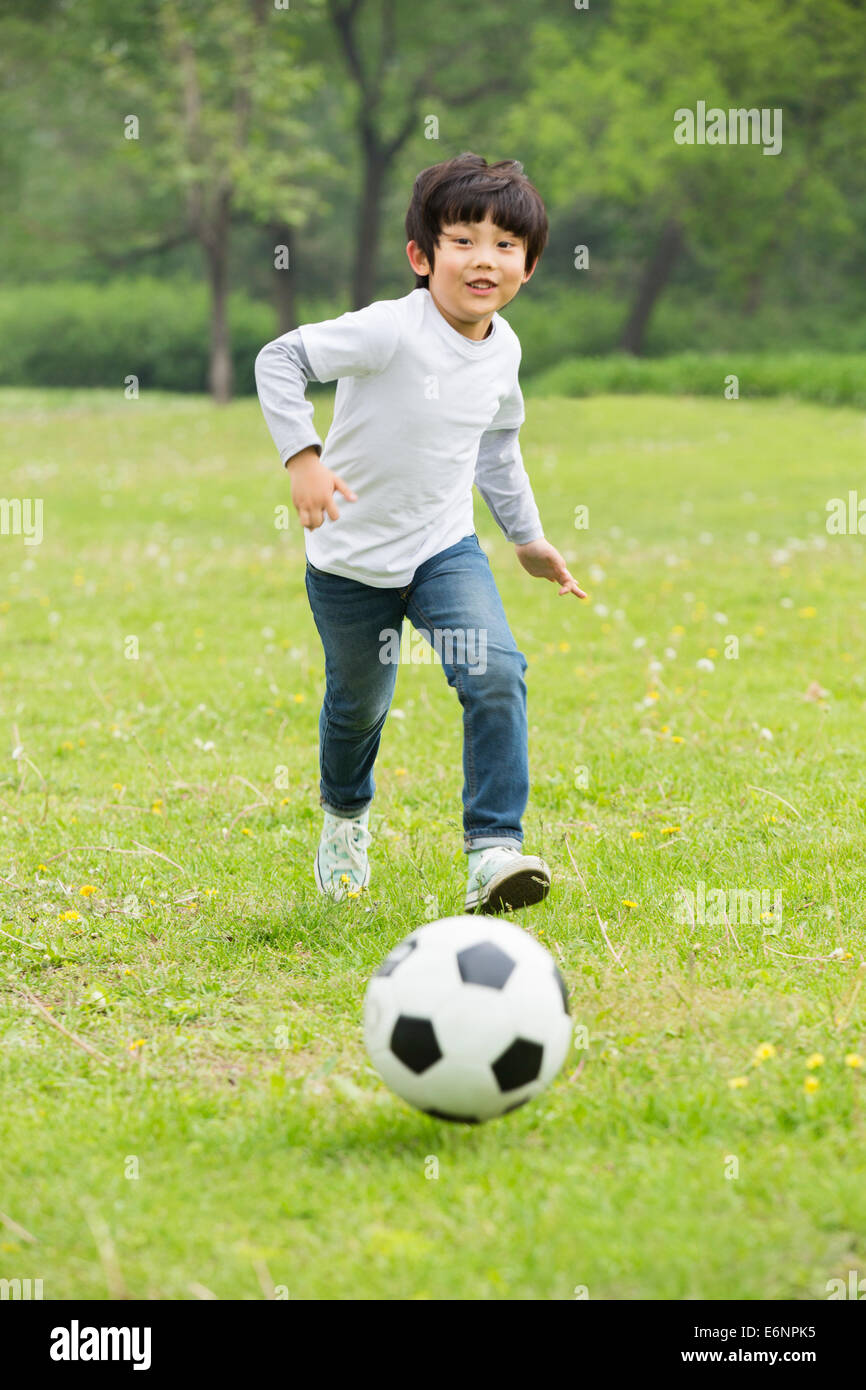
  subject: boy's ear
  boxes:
[522,255,538,285]
[406,240,431,276]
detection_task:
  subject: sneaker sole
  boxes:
[314,850,371,900]
[465,859,551,915]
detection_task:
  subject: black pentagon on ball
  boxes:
[553,963,570,1014]
[457,941,516,990]
[492,1037,544,1091]
[423,1108,480,1125]
[375,938,418,977]
[390,1015,442,1074]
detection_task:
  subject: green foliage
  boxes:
[4,278,866,398]
[0,279,274,393]
[527,351,866,409]
[507,0,866,297]
[506,284,866,376]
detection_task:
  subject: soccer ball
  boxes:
[363,915,571,1123]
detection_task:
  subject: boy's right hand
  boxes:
[285,447,357,530]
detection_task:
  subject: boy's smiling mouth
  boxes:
[466,279,497,295]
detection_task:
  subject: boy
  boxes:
[254,152,585,915]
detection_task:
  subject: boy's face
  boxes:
[406,212,536,340]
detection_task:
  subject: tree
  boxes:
[90,0,338,399]
[506,0,866,353]
[318,0,547,308]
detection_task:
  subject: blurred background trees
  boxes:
[1,0,864,399]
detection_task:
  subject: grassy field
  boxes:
[1,385,865,1300]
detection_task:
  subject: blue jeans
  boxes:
[303,532,529,854]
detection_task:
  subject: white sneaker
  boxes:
[314,808,372,900]
[465,845,551,914]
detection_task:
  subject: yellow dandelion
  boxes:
[805,1053,824,1070]
[340,873,350,884]
[112,782,124,792]
[151,799,163,814]
[293,693,305,704]
[671,735,685,744]
[671,625,685,637]
[630,830,644,840]
[127,1039,146,1052]
[661,825,681,835]
[558,641,570,652]
[61,740,74,750]
[706,648,718,658]
[760,911,774,922]
[280,797,290,805]
[660,725,670,734]
[241,827,252,836]
[753,1042,776,1063]
[58,910,81,922]
[798,606,816,619]
[646,690,659,701]
[395,768,408,777]
[123,969,134,977]
[754,625,765,636]
[804,1075,820,1093]
[37,863,49,872]
[845,1054,863,1069]
[728,1076,749,1089]
[622,900,638,909]
[79,885,97,897]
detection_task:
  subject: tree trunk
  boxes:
[619,218,683,356]
[744,271,762,315]
[206,191,233,402]
[269,222,296,335]
[352,137,386,309]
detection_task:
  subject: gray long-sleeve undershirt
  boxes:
[254,328,545,547]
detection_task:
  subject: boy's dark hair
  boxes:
[405,152,549,289]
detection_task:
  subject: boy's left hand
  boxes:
[514,538,588,598]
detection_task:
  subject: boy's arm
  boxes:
[473,427,545,545]
[254,301,401,466]
[476,361,586,598]
[254,328,324,467]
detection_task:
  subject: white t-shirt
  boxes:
[295,288,528,587]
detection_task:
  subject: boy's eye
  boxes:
[453,237,515,247]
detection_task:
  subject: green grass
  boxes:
[1,386,865,1300]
